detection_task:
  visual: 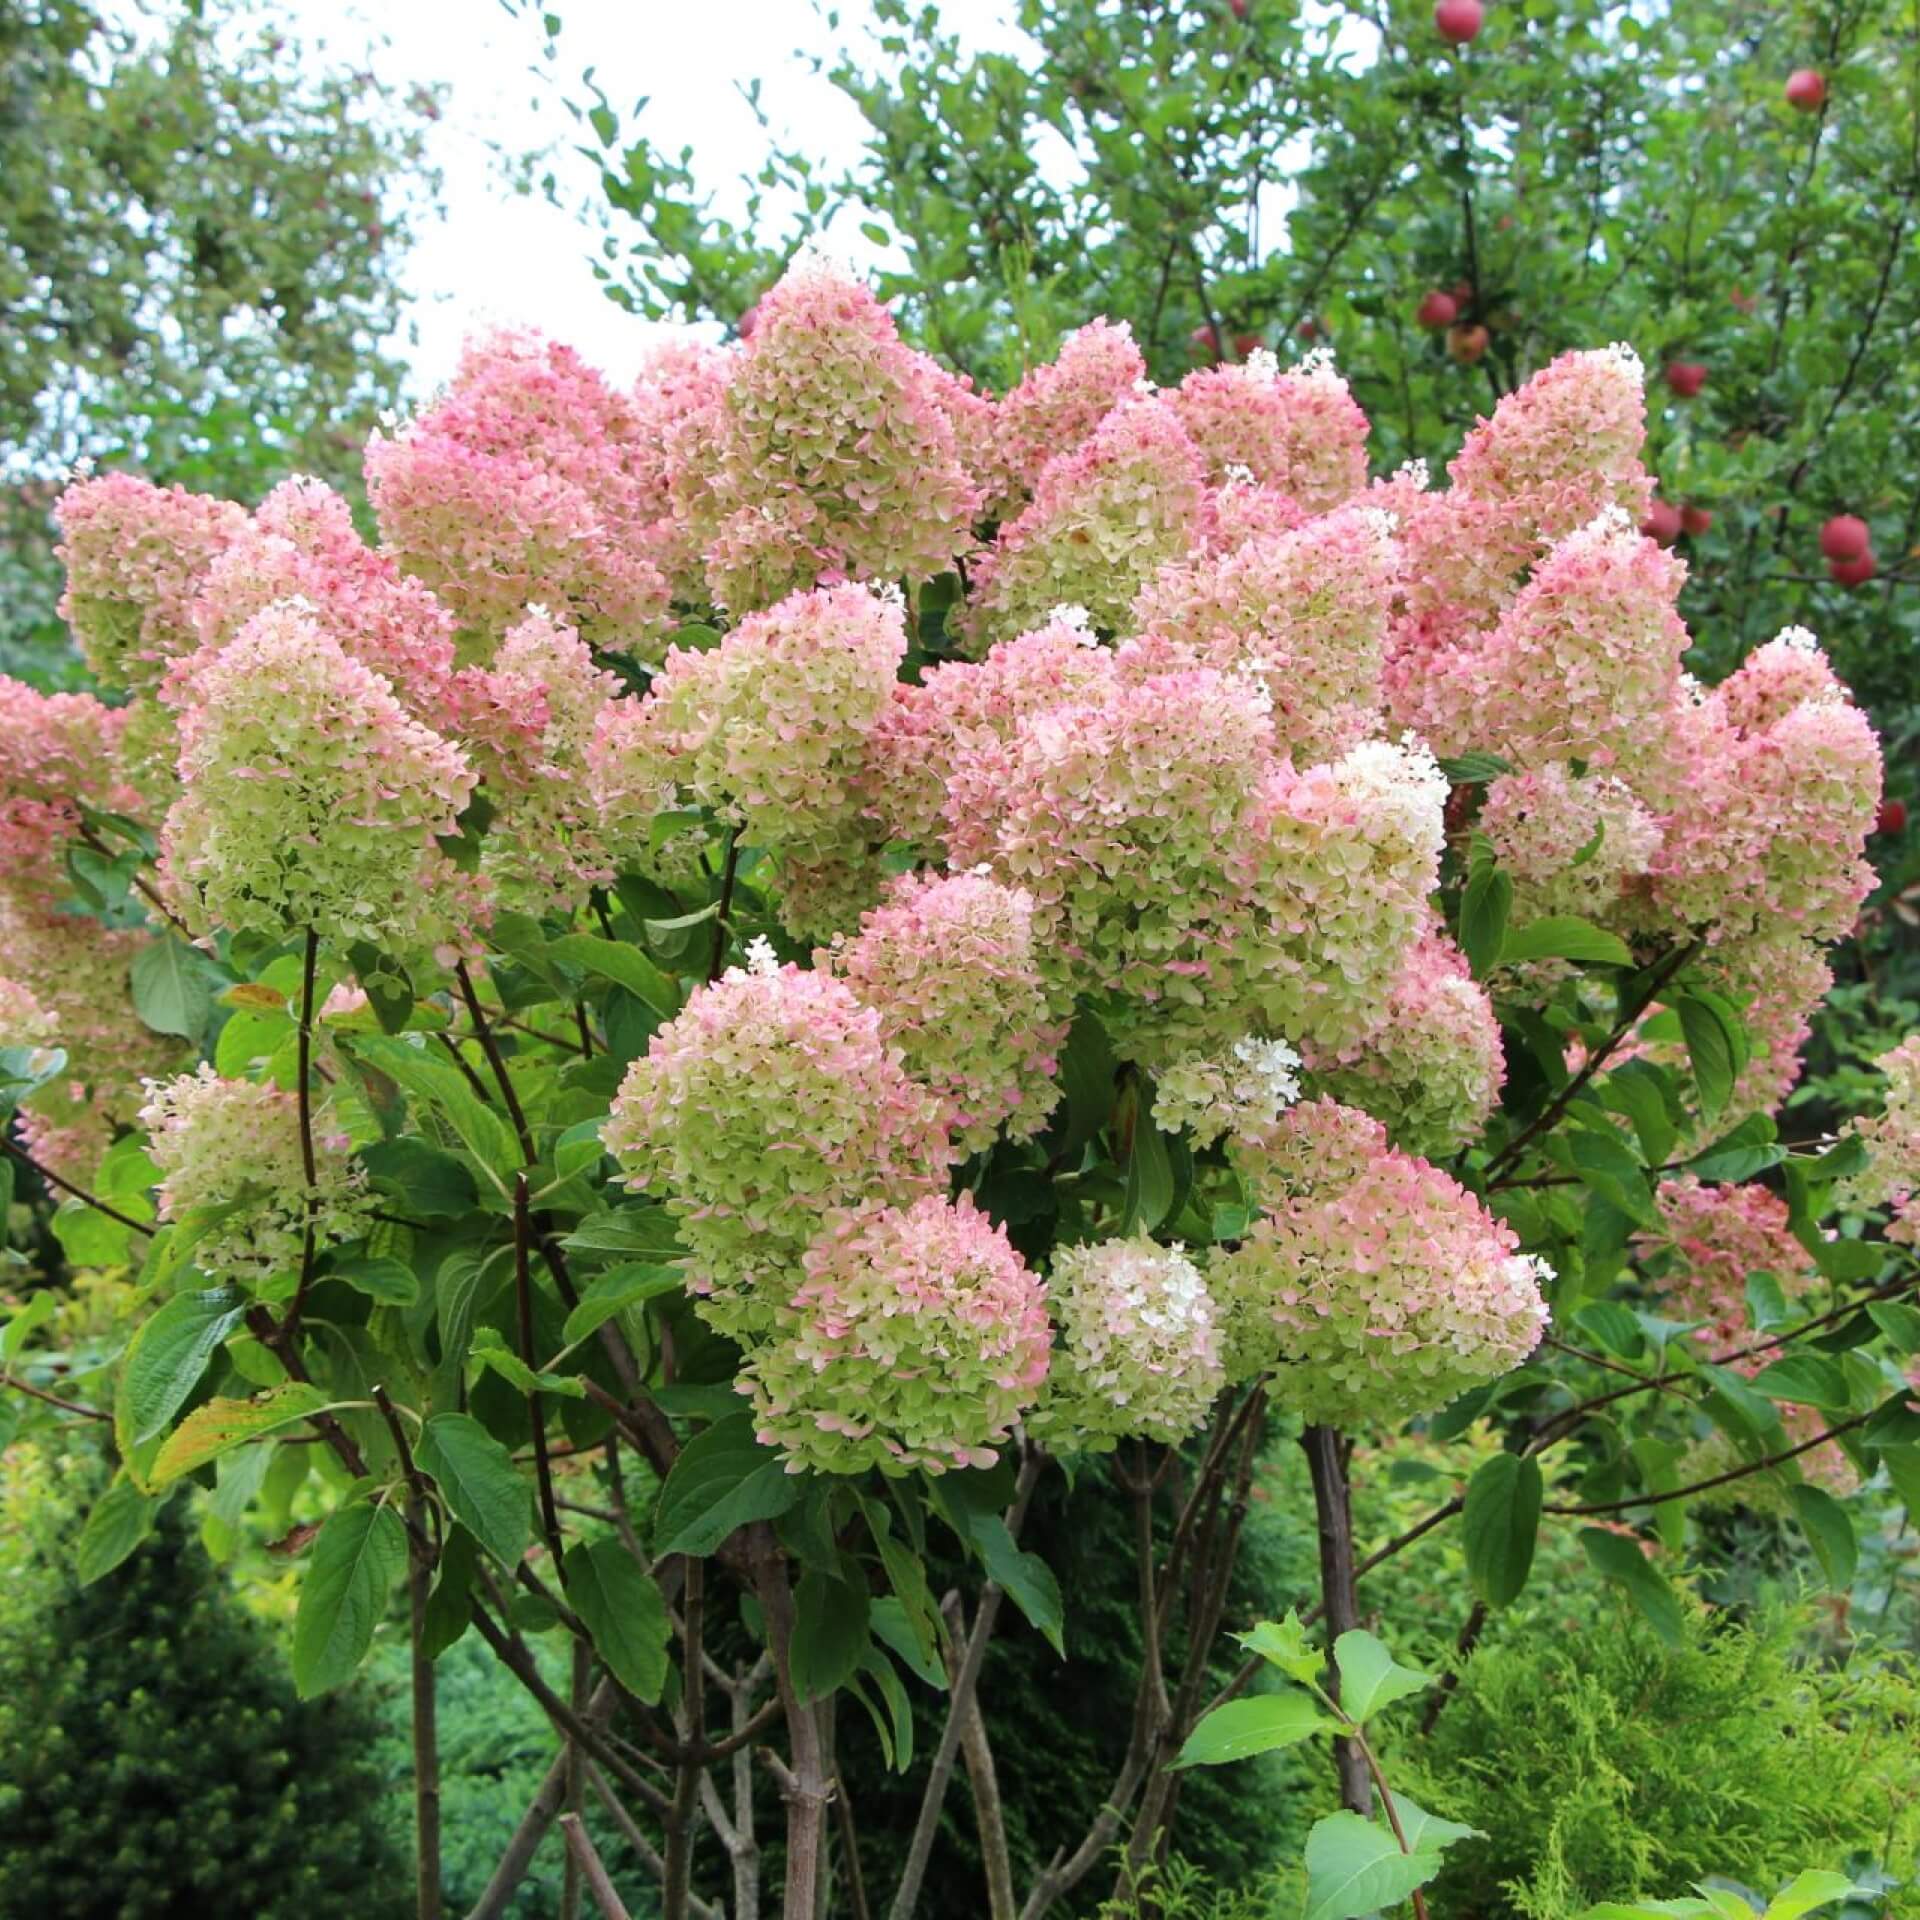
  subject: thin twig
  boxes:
[0,1133,154,1236]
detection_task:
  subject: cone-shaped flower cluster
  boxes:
[159,604,478,957]
[693,251,980,611]
[745,1194,1051,1476]
[1170,349,1369,512]
[600,954,951,1338]
[366,329,671,661]
[1032,1238,1224,1448]
[827,871,1066,1155]
[1838,1036,1920,1241]
[1480,763,1663,925]
[982,318,1146,522]
[1214,1099,1549,1427]
[1152,1036,1302,1148]
[139,1065,371,1291]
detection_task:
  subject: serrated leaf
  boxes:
[871,1595,947,1689]
[1238,1612,1325,1685]
[131,935,216,1040]
[973,1512,1064,1655]
[1751,1353,1852,1411]
[1462,1452,1543,1608]
[468,1325,587,1398]
[1172,1691,1330,1767]
[117,1286,246,1455]
[1500,916,1633,968]
[561,1208,685,1258]
[348,1036,521,1190]
[1302,1802,1472,1920]
[1459,861,1512,979]
[75,1477,160,1585]
[416,1412,532,1568]
[564,1539,670,1702]
[1763,1871,1876,1920]
[1868,1300,1920,1354]
[1332,1629,1430,1723]
[292,1500,408,1697]
[546,933,681,1017]
[1787,1482,1857,1589]
[561,1263,681,1345]
[329,1253,419,1305]
[150,1383,331,1486]
[1677,991,1747,1123]
[653,1411,802,1555]
[1580,1527,1684,1645]
[790,1571,872,1703]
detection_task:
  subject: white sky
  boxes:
[284,0,1038,394]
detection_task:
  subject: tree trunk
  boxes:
[1302,1425,1372,1816]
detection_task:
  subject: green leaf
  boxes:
[130,935,216,1039]
[1751,1354,1852,1412]
[75,1477,160,1586]
[1676,991,1747,1123]
[1500,916,1633,968]
[349,1036,521,1191]
[1458,860,1512,979]
[1867,1300,1920,1354]
[871,1595,947,1689]
[1567,1127,1657,1227]
[1302,1801,1474,1920]
[0,1289,55,1364]
[1787,1482,1857,1589]
[545,933,681,1017]
[789,1571,872,1703]
[1172,1692,1330,1768]
[420,1526,478,1661]
[1601,1060,1678,1170]
[1238,1613,1325,1686]
[653,1411,802,1556]
[416,1412,532,1568]
[328,1253,419,1305]
[564,1539,671,1702]
[150,1383,331,1486]
[561,1264,682,1346]
[1745,1270,1791,1333]
[1580,1528,1684,1646]
[467,1325,587,1398]
[1120,1102,1176,1233]
[1462,1452,1543,1609]
[117,1286,246,1453]
[1331,1629,1430,1724]
[1436,752,1511,784]
[292,1500,408,1697]
[1763,1871,1877,1920]
[52,1196,139,1269]
[561,1209,684,1259]
[1045,1009,1115,1161]
[972,1512,1064,1655]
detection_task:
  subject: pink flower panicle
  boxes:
[984,318,1146,521]
[1839,1036,1920,1237]
[159,603,479,956]
[696,251,980,610]
[139,1065,371,1290]
[1480,762,1663,926]
[55,472,246,691]
[1170,349,1369,513]
[600,958,952,1337]
[958,395,1207,653]
[1303,930,1504,1159]
[746,1193,1050,1476]
[1214,1097,1550,1427]
[0,676,132,907]
[366,328,672,662]
[827,870,1066,1155]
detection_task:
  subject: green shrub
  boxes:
[0,1445,407,1920]
[1396,1599,1920,1920]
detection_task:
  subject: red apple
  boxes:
[1434,0,1484,45]
[736,302,761,339]
[1189,323,1223,363]
[1829,551,1877,586]
[1233,331,1264,358]
[1449,278,1476,305]
[1785,68,1827,112]
[1641,500,1684,547]
[1417,290,1459,330]
[1680,505,1713,537]
[1296,317,1319,342]
[1819,513,1871,562]
[1878,799,1908,835]
[1229,0,1248,16]
[1664,360,1708,397]
[1446,322,1490,364]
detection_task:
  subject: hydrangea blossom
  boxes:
[1126,505,1397,762]
[1152,1036,1302,1147]
[159,604,479,958]
[55,471,245,691]
[1303,931,1504,1159]
[0,676,132,907]
[452,608,620,912]
[1480,762,1663,925]
[366,328,671,662]
[1169,349,1369,512]
[600,957,951,1337]
[1032,1238,1225,1448]
[826,871,1066,1154]
[0,975,59,1049]
[138,1066,371,1291]
[694,251,980,610]
[958,396,1207,652]
[191,474,457,714]
[745,1193,1050,1475]
[589,583,907,935]
[983,318,1145,521]
[1837,1036,1920,1236]
[627,337,734,604]
[1214,1098,1550,1427]
[16,1094,114,1185]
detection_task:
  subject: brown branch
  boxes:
[1302,1425,1371,1815]
[0,1133,154,1236]
[516,1174,568,1587]
[663,1553,705,1920]
[0,1371,112,1422]
[456,960,539,1166]
[558,1813,633,1920]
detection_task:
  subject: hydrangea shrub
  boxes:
[3,258,1915,1920]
